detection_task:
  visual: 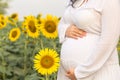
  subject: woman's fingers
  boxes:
[74,27,86,37]
[69,32,80,39]
[65,68,76,80]
[65,24,86,39]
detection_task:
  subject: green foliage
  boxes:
[0,20,61,80]
[0,14,120,80]
[0,0,9,14]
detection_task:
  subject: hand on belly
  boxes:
[66,68,77,80]
[65,24,86,39]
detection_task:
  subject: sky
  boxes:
[6,0,68,20]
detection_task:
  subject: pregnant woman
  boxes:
[57,0,120,80]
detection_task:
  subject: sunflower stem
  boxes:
[52,39,56,50]
[2,56,6,80]
[53,73,57,80]
[23,40,27,78]
[14,22,18,27]
[1,38,6,80]
[32,38,38,58]
[40,38,44,49]
[45,74,49,80]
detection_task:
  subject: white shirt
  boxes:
[58,0,120,79]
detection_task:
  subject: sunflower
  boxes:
[9,28,21,42]
[0,20,7,29]
[0,23,3,29]
[34,48,60,75]
[7,13,18,25]
[40,14,59,39]
[37,13,42,19]
[0,15,7,29]
[37,17,42,30]
[23,15,39,38]
[10,13,18,21]
[36,13,42,29]
[0,15,5,20]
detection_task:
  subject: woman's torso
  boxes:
[63,0,102,35]
[60,0,119,71]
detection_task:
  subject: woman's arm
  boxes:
[58,17,86,43]
[58,17,71,43]
[73,0,120,79]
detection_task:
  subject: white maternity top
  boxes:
[57,0,120,80]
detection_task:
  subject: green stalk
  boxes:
[23,41,27,77]
[2,56,6,80]
[53,73,57,80]
[40,38,44,49]
[45,74,49,80]
[1,37,6,80]
[52,39,56,50]
[1,53,6,80]
[13,67,16,80]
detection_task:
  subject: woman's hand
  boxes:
[65,24,86,39]
[66,68,76,80]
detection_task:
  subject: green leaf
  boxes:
[25,73,43,80]
[14,67,24,76]
[0,65,6,73]
[6,67,12,76]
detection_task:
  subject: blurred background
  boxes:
[0,0,68,80]
[6,0,67,20]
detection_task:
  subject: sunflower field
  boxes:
[0,13,120,80]
[0,13,61,80]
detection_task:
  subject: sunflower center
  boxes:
[12,31,17,38]
[1,16,4,20]
[28,20,36,33]
[1,21,4,25]
[45,21,56,33]
[38,20,41,24]
[11,14,17,19]
[40,55,54,69]
[0,24,2,28]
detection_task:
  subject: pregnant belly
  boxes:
[60,33,100,67]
